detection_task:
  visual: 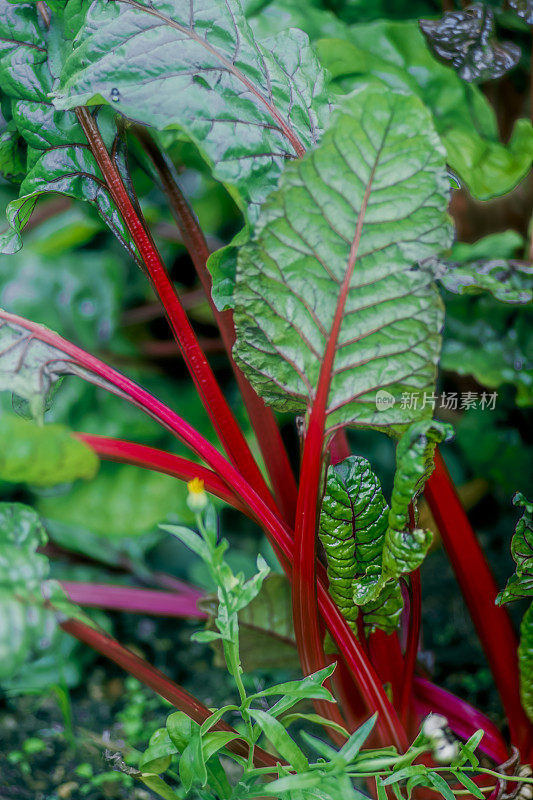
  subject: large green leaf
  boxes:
[319,456,402,634]
[0,0,135,255]
[0,413,98,487]
[233,85,451,432]
[497,494,533,722]
[53,0,330,217]
[316,21,533,200]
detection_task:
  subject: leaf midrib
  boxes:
[113,0,305,157]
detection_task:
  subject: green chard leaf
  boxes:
[436,259,532,305]
[318,455,402,634]
[354,420,452,613]
[316,21,533,200]
[233,85,452,432]
[0,503,59,681]
[0,0,136,256]
[0,413,98,487]
[52,0,330,218]
[498,494,533,604]
[497,494,533,722]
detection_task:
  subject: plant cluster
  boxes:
[0,0,532,797]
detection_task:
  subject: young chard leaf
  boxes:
[319,455,403,634]
[354,421,452,614]
[233,84,452,433]
[419,4,520,83]
[53,0,330,217]
[498,494,533,604]
[497,494,533,722]
[0,0,136,257]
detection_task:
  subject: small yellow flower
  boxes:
[187,477,208,512]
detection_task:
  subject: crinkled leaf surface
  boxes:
[509,0,533,24]
[233,86,451,432]
[319,456,402,634]
[498,494,533,604]
[354,421,452,613]
[497,494,533,722]
[316,22,533,200]
[0,503,57,681]
[419,4,520,83]
[0,413,98,487]
[0,0,135,256]
[0,313,127,419]
[436,258,532,305]
[53,0,330,218]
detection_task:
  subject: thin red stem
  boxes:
[292,163,378,732]
[134,127,298,525]
[75,107,277,517]
[425,451,533,755]
[59,618,280,769]
[75,434,251,516]
[61,582,207,618]
[398,571,421,730]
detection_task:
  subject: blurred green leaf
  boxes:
[0,413,98,487]
[316,21,533,199]
[38,462,193,538]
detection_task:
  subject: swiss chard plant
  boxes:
[0,0,532,796]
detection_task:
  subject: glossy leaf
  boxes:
[420,4,520,83]
[233,85,451,432]
[319,455,402,634]
[316,22,533,200]
[53,0,330,217]
[354,421,452,612]
[249,709,308,770]
[498,494,533,604]
[510,0,533,23]
[0,0,135,256]
[0,314,124,419]
[496,494,533,722]
[0,503,55,681]
[0,413,98,487]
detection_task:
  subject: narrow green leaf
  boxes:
[160,524,210,561]
[425,771,456,800]
[450,770,485,799]
[201,731,240,760]
[0,414,98,487]
[280,712,349,738]
[138,774,180,800]
[319,455,402,634]
[249,709,308,770]
[247,663,336,716]
[234,84,452,432]
[54,0,330,217]
[337,714,377,765]
[178,729,207,792]
[497,493,533,604]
